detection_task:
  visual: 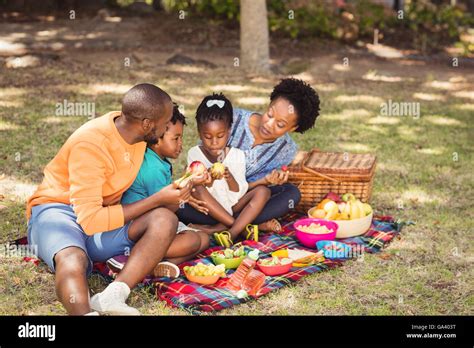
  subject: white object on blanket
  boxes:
[177,221,200,234]
[287,249,317,261]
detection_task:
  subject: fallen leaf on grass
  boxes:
[377,253,392,260]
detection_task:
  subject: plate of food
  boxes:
[257,256,293,276]
[210,245,247,269]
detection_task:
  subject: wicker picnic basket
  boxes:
[288,150,377,214]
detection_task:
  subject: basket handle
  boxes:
[300,151,340,183]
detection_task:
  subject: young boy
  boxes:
[107,104,210,278]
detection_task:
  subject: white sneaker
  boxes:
[90,281,140,316]
[84,311,100,316]
[152,261,180,278]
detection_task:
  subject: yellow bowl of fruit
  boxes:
[308,193,373,239]
[183,263,226,285]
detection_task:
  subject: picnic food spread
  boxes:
[211,246,247,269]
[309,192,372,221]
[184,263,226,277]
[296,222,332,234]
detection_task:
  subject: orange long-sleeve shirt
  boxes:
[26,111,146,235]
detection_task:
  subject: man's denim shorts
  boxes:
[27,203,135,275]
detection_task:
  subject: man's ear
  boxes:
[142,118,152,131]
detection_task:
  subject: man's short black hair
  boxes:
[171,103,186,126]
[270,78,320,133]
[122,83,171,121]
[196,93,233,128]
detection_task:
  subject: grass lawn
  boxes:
[0,18,473,315]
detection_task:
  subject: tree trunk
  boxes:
[240,0,270,74]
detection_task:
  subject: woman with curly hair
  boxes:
[178,78,320,234]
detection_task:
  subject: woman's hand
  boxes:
[188,196,209,215]
[265,169,289,186]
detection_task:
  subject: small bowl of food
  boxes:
[183,263,226,285]
[211,246,247,269]
[293,218,338,248]
[257,256,293,276]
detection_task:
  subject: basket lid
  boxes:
[302,150,376,175]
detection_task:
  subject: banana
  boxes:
[343,201,352,216]
[325,205,339,220]
[349,200,362,219]
[362,203,373,216]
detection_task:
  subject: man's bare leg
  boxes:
[115,207,178,288]
[54,247,91,315]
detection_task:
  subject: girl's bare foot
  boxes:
[188,223,228,235]
[258,219,282,232]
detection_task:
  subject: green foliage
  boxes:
[404,0,474,52]
[163,0,239,20]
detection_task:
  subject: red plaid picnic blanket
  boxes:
[143,213,408,314]
[15,213,409,314]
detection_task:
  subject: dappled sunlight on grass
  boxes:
[334,94,384,105]
[0,100,23,107]
[416,147,445,155]
[0,87,26,98]
[337,143,372,152]
[401,188,446,205]
[362,70,413,83]
[413,93,446,101]
[396,125,423,141]
[166,65,207,74]
[87,83,132,95]
[42,116,84,124]
[377,162,409,176]
[453,103,474,111]
[288,71,314,82]
[424,115,465,126]
[332,63,350,72]
[367,116,400,125]
[0,121,20,130]
[236,96,267,106]
[312,83,337,92]
[0,175,37,201]
[365,124,389,135]
[451,90,474,100]
[324,108,372,121]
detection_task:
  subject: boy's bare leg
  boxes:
[115,207,178,288]
[54,247,91,315]
[228,186,271,240]
[164,231,210,265]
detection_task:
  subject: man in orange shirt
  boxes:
[26,83,193,315]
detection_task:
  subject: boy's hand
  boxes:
[188,196,209,215]
[156,181,193,206]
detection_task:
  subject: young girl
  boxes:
[108,104,209,278]
[184,93,272,246]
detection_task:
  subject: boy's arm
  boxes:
[69,143,192,235]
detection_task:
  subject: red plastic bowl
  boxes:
[257,259,292,276]
[294,218,338,248]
